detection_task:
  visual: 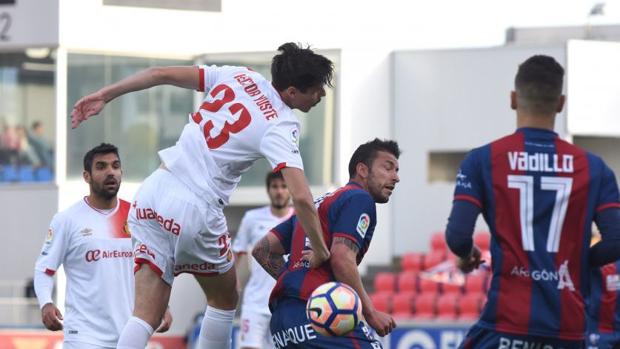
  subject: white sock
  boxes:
[117,316,154,349]
[196,306,236,349]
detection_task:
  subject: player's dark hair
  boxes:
[265,171,284,188]
[515,55,564,114]
[271,42,334,92]
[348,138,401,178]
[83,143,120,173]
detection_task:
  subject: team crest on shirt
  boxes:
[123,222,131,237]
[80,228,93,236]
[356,213,370,238]
[291,128,299,145]
[45,229,53,242]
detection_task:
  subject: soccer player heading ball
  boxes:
[71,43,334,349]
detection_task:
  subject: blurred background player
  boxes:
[233,171,294,349]
[253,138,400,348]
[586,232,620,349]
[33,143,172,349]
[445,55,620,349]
[70,43,333,349]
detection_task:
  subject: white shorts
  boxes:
[129,168,234,285]
[239,309,274,348]
[63,341,114,349]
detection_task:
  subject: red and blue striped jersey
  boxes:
[453,127,620,340]
[268,181,376,306]
[588,261,620,334]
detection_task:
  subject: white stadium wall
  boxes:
[0,186,57,280]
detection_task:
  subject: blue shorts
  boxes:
[586,331,620,349]
[459,325,583,349]
[270,297,382,349]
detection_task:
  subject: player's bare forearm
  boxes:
[252,233,286,280]
[280,167,330,264]
[99,66,199,103]
[329,238,374,315]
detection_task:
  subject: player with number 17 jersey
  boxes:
[453,127,620,340]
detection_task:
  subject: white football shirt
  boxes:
[233,206,293,315]
[34,198,133,347]
[159,65,304,205]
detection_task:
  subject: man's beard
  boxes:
[92,182,119,200]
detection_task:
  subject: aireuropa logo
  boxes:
[85,250,101,262]
[85,249,133,262]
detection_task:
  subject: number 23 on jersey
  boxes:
[192,84,252,149]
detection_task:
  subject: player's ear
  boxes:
[510,91,517,110]
[83,170,91,183]
[355,162,369,179]
[556,95,566,113]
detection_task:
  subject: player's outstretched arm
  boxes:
[330,237,396,337]
[71,66,199,129]
[280,167,330,267]
[252,232,287,279]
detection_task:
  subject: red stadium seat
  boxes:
[441,282,462,295]
[436,294,458,320]
[374,272,396,294]
[424,250,446,269]
[413,293,436,320]
[418,277,440,294]
[464,272,487,294]
[400,252,425,272]
[397,271,418,293]
[391,292,415,319]
[474,231,491,251]
[430,231,447,252]
[370,292,392,313]
[458,293,484,321]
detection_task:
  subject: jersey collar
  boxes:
[516,127,558,139]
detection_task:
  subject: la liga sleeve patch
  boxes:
[356,213,370,238]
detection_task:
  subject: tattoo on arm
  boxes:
[332,237,360,255]
[252,237,285,280]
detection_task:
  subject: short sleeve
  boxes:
[331,192,377,251]
[34,214,69,276]
[260,121,304,172]
[232,213,252,254]
[596,162,620,213]
[271,216,297,255]
[453,150,484,208]
[197,64,240,92]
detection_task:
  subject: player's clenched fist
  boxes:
[41,303,64,331]
[457,245,484,274]
[365,309,396,337]
[71,91,107,129]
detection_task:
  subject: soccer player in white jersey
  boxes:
[33,143,172,349]
[70,43,334,349]
[234,171,293,349]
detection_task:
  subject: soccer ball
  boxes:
[306,281,362,336]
